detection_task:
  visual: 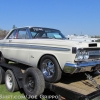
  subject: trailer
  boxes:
[45,74,100,100]
[0,62,100,100]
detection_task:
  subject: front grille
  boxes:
[78,48,100,60]
[89,55,100,59]
[87,49,100,59]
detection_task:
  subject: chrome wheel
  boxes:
[40,55,62,82]
[41,59,55,78]
[5,70,19,92]
[6,74,13,90]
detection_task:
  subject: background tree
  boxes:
[0,29,8,39]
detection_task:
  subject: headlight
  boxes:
[76,51,83,60]
[77,55,83,60]
[83,55,89,59]
[76,50,89,60]
[83,51,89,60]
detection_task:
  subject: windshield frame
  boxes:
[30,27,66,39]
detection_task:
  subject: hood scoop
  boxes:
[89,43,97,47]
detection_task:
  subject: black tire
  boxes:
[0,54,9,63]
[23,67,45,97]
[0,67,5,84]
[5,70,19,92]
[5,58,9,63]
[0,55,5,63]
[39,55,62,83]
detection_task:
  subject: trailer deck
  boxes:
[0,62,100,100]
[46,73,100,100]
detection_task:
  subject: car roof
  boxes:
[14,26,60,32]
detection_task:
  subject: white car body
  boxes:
[0,27,100,75]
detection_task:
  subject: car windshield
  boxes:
[30,28,66,39]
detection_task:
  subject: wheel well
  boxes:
[37,54,61,69]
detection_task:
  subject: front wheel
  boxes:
[39,55,62,83]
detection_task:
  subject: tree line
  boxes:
[0,25,17,39]
[0,29,9,39]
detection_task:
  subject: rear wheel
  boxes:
[39,55,62,83]
[5,58,9,63]
[0,55,5,63]
[5,70,19,92]
[0,54,9,63]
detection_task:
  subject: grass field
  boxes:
[0,62,46,100]
[0,84,46,100]
[0,62,27,100]
[0,84,27,100]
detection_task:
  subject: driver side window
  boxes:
[8,29,30,39]
[7,30,17,39]
[17,29,29,39]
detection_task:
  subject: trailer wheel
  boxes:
[5,70,19,92]
[23,68,45,97]
[0,67,5,84]
[39,55,62,82]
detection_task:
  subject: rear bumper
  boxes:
[63,60,100,74]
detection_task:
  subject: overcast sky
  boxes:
[0,0,100,36]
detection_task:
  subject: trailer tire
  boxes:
[5,70,19,92]
[23,68,45,97]
[39,55,62,82]
[0,67,5,84]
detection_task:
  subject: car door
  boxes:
[1,29,17,59]
[7,28,30,64]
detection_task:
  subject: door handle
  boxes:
[9,40,12,42]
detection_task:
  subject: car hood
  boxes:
[28,39,100,48]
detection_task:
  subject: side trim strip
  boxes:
[0,43,70,51]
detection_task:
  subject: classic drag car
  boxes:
[0,26,100,82]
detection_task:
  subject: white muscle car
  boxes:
[0,26,100,82]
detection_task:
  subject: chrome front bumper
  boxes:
[63,60,100,74]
